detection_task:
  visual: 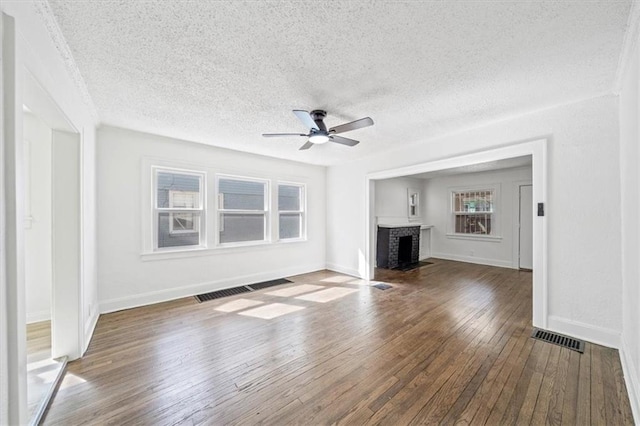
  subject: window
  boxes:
[278,183,305,240]
[155,169,205,249]
[218,177,268,244]
[452,189,494,235]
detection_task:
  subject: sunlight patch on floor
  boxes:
[265,284,324,297]
[238,303,305,319]
[27,358,56,372]
[320,275,354,283]
[345,279,371,286]
[59,373,87,391]
[295,287,359,303]
[214,298,264,313]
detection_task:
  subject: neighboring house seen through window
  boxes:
[452,189,494,235]
[278,183,305,240]
[155,169,205,249]
[218,177,268,244]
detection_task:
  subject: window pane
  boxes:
[279,185,300,211]
[171,213,198,233]
[157,172,200,208]
[219,179,265,210]
[279,213,301,239]
[219,213,265,243]
[158,212,200,248]
[454,214,492,235]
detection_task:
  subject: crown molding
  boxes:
[33,0,99,122]
[614,0,640,94]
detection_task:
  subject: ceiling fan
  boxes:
[262,110,374,150]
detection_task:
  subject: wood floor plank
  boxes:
[41,260,634,425]
[591,343,608,425]
[576,343,592,425]
[561,349,581,425]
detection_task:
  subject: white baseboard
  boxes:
[26,310,50,324]
[325,263,363,279]
[431,252,515,269]
[547,315,621,349]
[99,263,326,314]
[620,337,640,424]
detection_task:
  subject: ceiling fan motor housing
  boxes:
[310,110,328,131]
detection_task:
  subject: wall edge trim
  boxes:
[430,253,515,269]
[25,310,50,324]
[325,263,362,279]
[620,336,640,424]
[547,315,621,349]
[98,263,326,314]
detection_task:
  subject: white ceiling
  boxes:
[47,1,632,166]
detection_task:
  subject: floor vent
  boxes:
[372,283,393,290]
[195,286,252,302]
[195,278,293,302]
[531,328,585,353]
[248,278,292,291]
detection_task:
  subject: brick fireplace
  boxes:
[376,225,421,269]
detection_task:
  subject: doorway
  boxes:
[22,73,81,424]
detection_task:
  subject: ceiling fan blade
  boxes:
[329,135,359,147]
[329,117,374,134]
[299,141,314,150]
[293,110,319,130]
[262,133,307,138]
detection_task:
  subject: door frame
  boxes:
[3,11,85,424]
[517,183,534,270]
[365,138,548,329]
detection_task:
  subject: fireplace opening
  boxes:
[398,235,413,266]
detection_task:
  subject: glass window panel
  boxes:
[219,179,265,210]
[158,212,200,248]
[279,213,301,239]
[157,172,200,208]
[171,212,199,233]
[219,213,265,243]
[278,185,301,211]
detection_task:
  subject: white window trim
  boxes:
[153,166,207,252]
[277,182,307,242]
[216,174,270,247]
[448,184,501,240]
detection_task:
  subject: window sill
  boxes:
[446,233,502,242]
[141,239,308,261]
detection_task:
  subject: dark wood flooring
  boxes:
[43,259,634,425]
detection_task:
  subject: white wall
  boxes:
[424,166,531,269]
[374,176,425,224]
[327,94,622,343]
[23,112,52,323]
[97,126,326,312]
[619,21,640,422]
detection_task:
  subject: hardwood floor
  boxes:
[43,259,634,425]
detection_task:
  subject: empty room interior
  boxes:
[2,1,640,425]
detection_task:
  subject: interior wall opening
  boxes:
[365,140,547,329]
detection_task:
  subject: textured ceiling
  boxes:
[47,0,632,166]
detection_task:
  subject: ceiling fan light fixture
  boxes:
[308,133,330,144]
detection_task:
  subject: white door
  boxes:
[519,185,533,269]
